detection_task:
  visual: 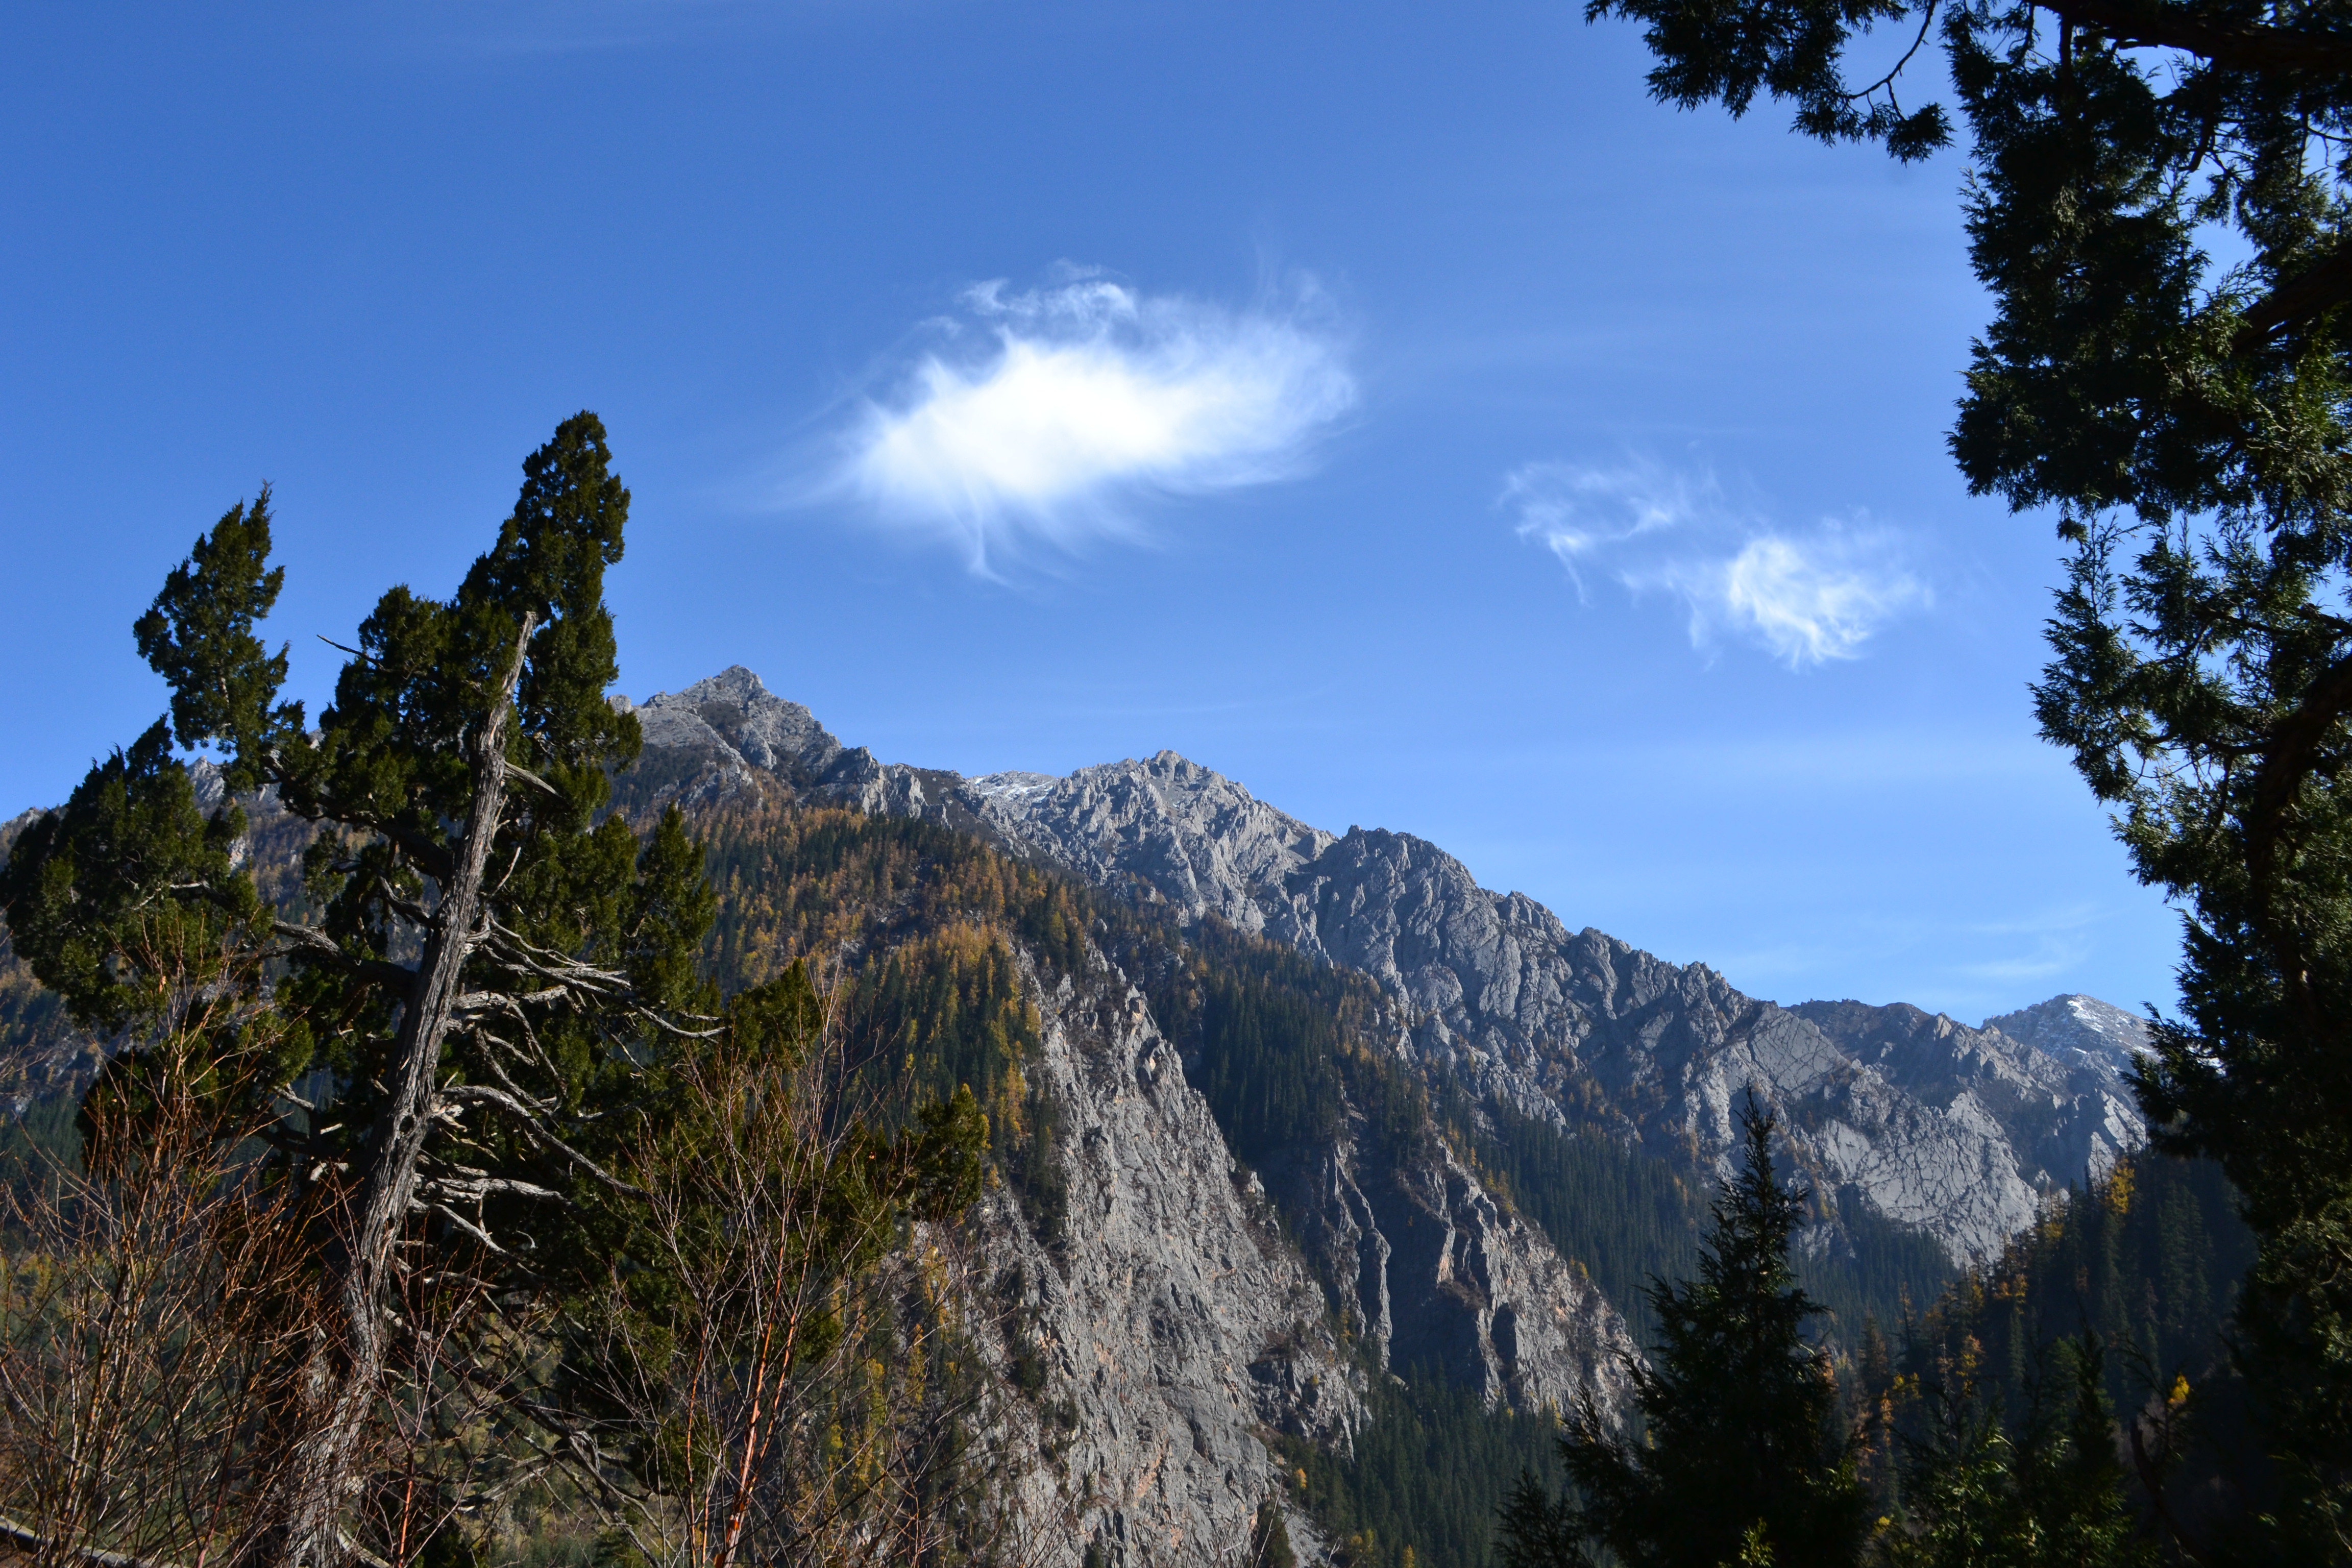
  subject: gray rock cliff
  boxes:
[622,671,1647,1417]
[624,669,2152,1271]
[961,949,1354,1565]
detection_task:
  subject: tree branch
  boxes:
[2231,244,2352,351]
[267,919,415,994]
[2061,0,2352,75]
[437,1083,649,1199]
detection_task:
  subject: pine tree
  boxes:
[1501,1094,1868,1568]
[1888,1336,2153,1568]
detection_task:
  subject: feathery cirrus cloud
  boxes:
[835,274,1355,571]
[1504,460,1927,667]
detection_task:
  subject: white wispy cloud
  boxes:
[1504,460,1927,667]
[834,273,1354,571]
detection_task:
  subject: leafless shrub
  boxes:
[0,969,324,1568]
[569,971,1015,1568]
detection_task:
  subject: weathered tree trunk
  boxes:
[267,621,534,1568]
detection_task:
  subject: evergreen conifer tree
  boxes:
[1500,1094,1868,1568]
[1889,1336,2153,1568]
[1583,0,2352,1549]
[0,415,979,1568]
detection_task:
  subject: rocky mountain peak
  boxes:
[1983,993,2153,1081]
[624,668,2154,1272]
[623,666,846,795]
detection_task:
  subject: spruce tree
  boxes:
[1501,1094,1868,1568]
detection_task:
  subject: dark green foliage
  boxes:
[133,490,288,783]
[1509,1098,1869,1568]
[1886,1337,2155,1568]
[845,926,1040,1121]
[1137,915,1433,1174]
[1281,1368,1571,1568]
[1496,1472,1586,1568]
[1896,1151,2264,1551]
[1586,0,1949,158]
[1808,1187,1958,1354]
[1,720,259,1036]
[1911,1154,2252,1425]
[1592,0,2352,1550]
[1193,967,1348,1162]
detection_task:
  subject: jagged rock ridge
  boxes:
[630,668,2147,1269]
[624,671,1645,1417]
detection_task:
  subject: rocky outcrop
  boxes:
[620,668,2153,1270]
[615,668,1000,836]
[1261,1123,1637,1418]
[1794,997,2143,1190]
[964,950,1353,1566]
[965,754,1335,938]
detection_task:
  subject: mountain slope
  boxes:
[630,668,2145,1274]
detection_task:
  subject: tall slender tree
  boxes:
[1501,1095,1869,1568]
[2,414,717,1568]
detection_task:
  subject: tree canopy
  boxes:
[0,416,982,1568]
[1588,0,2352,1551]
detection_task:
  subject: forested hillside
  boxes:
[1879,1152,2262,1547]
[0,761,1996,1566]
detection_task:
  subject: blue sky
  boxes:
[1,0,2182,1023]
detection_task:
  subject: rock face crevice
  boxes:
[1255,1113,1638,1419]
[959,950,1354,1566]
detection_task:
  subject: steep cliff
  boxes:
[626,668,2147,1271]
[962,949,1354,1566]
